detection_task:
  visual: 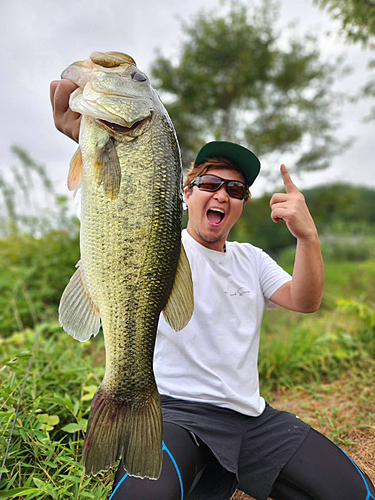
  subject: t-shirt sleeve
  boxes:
[258,250,292,309]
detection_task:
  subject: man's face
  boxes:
[185,167,246,252]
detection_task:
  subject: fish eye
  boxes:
[132,72,147,82]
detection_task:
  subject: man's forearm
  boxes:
[290,233,324,313]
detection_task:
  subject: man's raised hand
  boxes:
[270,165,318,240]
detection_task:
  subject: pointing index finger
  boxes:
[280,164,298,193]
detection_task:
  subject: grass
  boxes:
[257,259,375,393]
[0,260,374,499]
[0,325,113,499]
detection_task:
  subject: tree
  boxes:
[151,0,348,176]
[314,0,375,120]
[314,0,375,44]
[0,146,78,238]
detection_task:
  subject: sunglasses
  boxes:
[190,174,247,200]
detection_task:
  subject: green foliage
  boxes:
[338,299,375,356]
[259,312,370,390]
[259,260,375,392]
[314,0,375,121]
[151,0,347,172]
[0,146,80,337]
[0,230,79,337]
[320,235,375,261]
[314,0,375,44]
[321,259,375,309]
[303,183,375,233]
[0,324,113,499]
[0,146,77,239]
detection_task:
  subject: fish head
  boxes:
[61,52,161,136]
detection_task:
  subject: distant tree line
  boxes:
[230,183,375,255]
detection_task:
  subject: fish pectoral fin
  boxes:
[163,243,194,331]
[68,147,83,192]
[59,260,101,342]
[94,136,121,200]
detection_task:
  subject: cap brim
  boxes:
[194,141,260,187]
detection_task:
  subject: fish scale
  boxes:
[58,52,194,480]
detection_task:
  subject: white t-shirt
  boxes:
[154,229,292,417]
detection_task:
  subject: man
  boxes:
[51,80,374,500]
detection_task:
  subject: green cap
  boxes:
[194,141,261,187]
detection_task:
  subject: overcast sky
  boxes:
[1,0,374,200]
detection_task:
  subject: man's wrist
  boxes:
[296,228,320,244]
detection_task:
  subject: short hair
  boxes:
[183,157,251,203]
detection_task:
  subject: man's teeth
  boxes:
[210,208,224,213]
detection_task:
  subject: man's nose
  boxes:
[213,185,229,201]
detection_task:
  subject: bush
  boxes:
[259,303,375,393]
[338,300,375,357]
[320,235,375,262]
[0,230,79,337]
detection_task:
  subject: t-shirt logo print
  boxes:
[224,287,251,297]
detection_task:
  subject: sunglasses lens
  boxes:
[228,182,246,199]
[197,175,222,191]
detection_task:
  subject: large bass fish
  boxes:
[59,51,194,480]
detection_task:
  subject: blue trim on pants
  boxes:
[163,440,184,500]
[336,444,375,500]
[109,472,128,500]
[108,441,184,500]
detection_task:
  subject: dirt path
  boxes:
[231,374,375,500]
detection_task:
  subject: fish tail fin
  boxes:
[83,385,162,480]
[125,390,163,479]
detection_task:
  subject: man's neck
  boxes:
[186,227,227,252]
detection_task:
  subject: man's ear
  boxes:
[184,186,191,207]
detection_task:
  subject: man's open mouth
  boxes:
[98,116,150,133]
[207,208,225,226]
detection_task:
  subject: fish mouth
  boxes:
[206,208,225,227]
[98,116,151,134]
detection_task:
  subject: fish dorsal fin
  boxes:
[68,147,83,192]
[94,136,121,200]
[163,243,194,331]
[59,260,101,342]
[90,51,136,68]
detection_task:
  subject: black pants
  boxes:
[110,423,375,500]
